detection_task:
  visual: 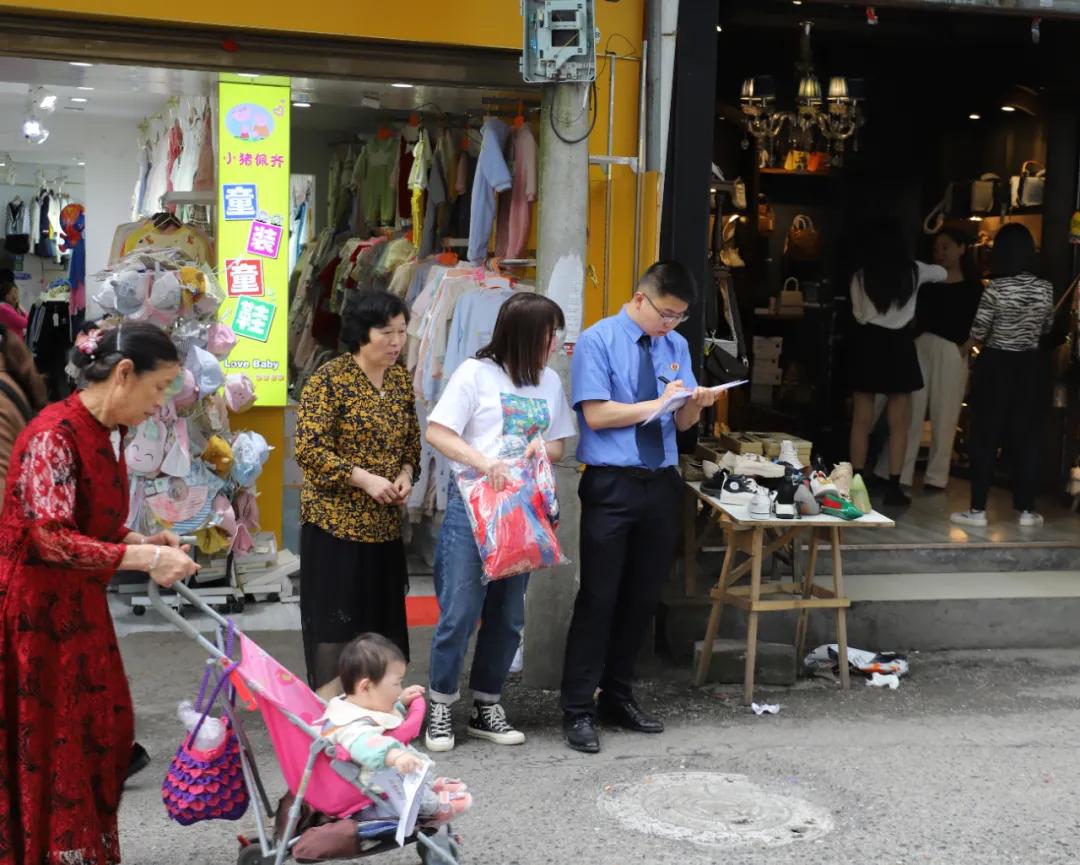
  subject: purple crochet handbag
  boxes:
[161,622,250,825]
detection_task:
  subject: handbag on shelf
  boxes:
[779,276,805,313]
[757,196,775,235]
[719,215,746,269]
[806,151,830,173]
[970,174,1005,215]
[1010,160,1046,208]
[784,214,822,262]
[783,149,809,172]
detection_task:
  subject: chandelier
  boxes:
[740,22,866,168]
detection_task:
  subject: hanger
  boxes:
[152,211,183,231]
[377,125,394,141]
[513,101,526,130]
[408,112,420,128]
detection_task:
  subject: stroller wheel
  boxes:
[417,826,461,864]
[236,844,275,865]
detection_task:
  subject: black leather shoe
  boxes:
[597,695,664,733]
[563,714,601,753]
[127,742,151,779]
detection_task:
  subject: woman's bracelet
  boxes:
[149,545,162,573]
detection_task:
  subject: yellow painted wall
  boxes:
[12,0,651,539]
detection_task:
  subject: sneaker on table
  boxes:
[809,471,839,498]
[794,481,821,515]
[828,462,854,498]
[720,451,785,479]
[951,510,988,528]
[849,474,872,514]
[468,701,525,745]
[820,494,863,521]
[775,474,798,519]
[425,701,455,752]
[750,488,773,520]
[717,474,763,507]
[777,439,802,471]
[1018,511,1044,528]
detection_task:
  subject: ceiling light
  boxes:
[237,73,260,79]
[391,82,414,89]
[792,1,803,5]
[1001,105,1016,112]
[21,119,49,145]
[69,61,93,68]
[70,97,88,103]
[77,86,94,92]
[716,25,723,32]
[39,94,57,111]
[292,101,312,108]
[77,161,85,167]
[969,113,981,120]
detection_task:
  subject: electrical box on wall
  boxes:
[521,0,599,83]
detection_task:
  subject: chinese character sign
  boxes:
[225,258,265,297]
[217,79,290,406]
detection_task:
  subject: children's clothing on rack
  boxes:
[467,118,512,263]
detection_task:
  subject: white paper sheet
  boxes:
[641,379,749,425]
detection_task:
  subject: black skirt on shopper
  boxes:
[299,523,410,690]
[848,322,924,395]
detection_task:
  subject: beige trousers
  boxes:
[875,333,968,487]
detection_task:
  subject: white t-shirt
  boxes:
[428,357,576,472]
[850,261,948,329]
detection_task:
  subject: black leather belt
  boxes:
[586,465,677,481]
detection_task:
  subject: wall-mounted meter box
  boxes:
[521,0,599,83]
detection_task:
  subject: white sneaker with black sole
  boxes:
[468,701,525,745]
[951,509,988,528]
[425,701,455,752]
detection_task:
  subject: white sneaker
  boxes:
[951,510,988,528]
[809,471,839,498]
[750,488,773,520]
[777,440,801,470]
[509,642,524,674]
[467,701,525,745]
[1018,511,1044,528]
[425,701,455,752]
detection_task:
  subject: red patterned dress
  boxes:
[0,394,132,865]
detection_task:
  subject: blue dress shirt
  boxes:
[572,309,697,468]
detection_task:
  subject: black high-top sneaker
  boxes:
[775,473,798,519]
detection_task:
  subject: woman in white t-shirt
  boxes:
[848,225,947,506]
[423,292,576,753]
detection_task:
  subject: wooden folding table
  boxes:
[686,481,895,703]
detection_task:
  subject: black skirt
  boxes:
[299,523,410,690]
[848,322,924,395]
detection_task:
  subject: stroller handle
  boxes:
[147,579,235,662]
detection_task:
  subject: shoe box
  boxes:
[746,431,813,466]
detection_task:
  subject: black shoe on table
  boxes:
[597,694,664,733]
[563,714,601,753]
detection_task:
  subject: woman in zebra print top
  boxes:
[952,224,1054,530]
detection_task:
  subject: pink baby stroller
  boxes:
[149,581,462,865]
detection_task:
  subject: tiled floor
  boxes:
[846,477,1080,548]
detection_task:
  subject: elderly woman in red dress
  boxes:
[0,321,199,865]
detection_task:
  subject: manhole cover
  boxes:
[598,771,833,849]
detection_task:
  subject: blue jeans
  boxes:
[429,484,529,704]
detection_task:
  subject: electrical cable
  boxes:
[548,80,598,145]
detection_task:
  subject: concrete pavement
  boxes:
[117,622,1080,865]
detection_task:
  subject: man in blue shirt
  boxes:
[561,261,717,753]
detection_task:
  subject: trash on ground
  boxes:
[866,672,900,689]
[804,644,910,679]
[751,702,781,715]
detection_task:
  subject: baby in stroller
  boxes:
[320,634,473,825]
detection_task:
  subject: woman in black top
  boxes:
[888,228,983,491]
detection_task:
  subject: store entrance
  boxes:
[707,2,1080,564]
[0,50,541,613]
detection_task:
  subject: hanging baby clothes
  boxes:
[4,199,29,254]
[495,123,538,260]
[192,103,216,193]
[171,102,204,193]
[327,153,342,231]
[419,136,450,258]
[398,135,415,221]
[60,204,86,323]
[165,120,184,201]
[467,118,511,263]
[143,120,172,217]
[353,137,399,227]
[408,129,433,243]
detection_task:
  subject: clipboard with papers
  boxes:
[641,379,748,425]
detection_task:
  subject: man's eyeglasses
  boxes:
[641,293,689,325]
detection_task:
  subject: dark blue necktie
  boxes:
[635,334,664,470]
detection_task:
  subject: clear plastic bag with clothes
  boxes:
[454,440,567,584]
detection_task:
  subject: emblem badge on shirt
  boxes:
[670,362,680,372]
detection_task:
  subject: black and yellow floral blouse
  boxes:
[296,354,421,543]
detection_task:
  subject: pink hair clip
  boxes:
[76,328,102,358]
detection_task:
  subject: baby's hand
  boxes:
[399,684,426,706]
[392,750,426,775]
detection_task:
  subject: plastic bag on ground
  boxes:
[455,445,567,584]
[804,644,909,678]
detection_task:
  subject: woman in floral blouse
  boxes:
[296,290,420,690]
